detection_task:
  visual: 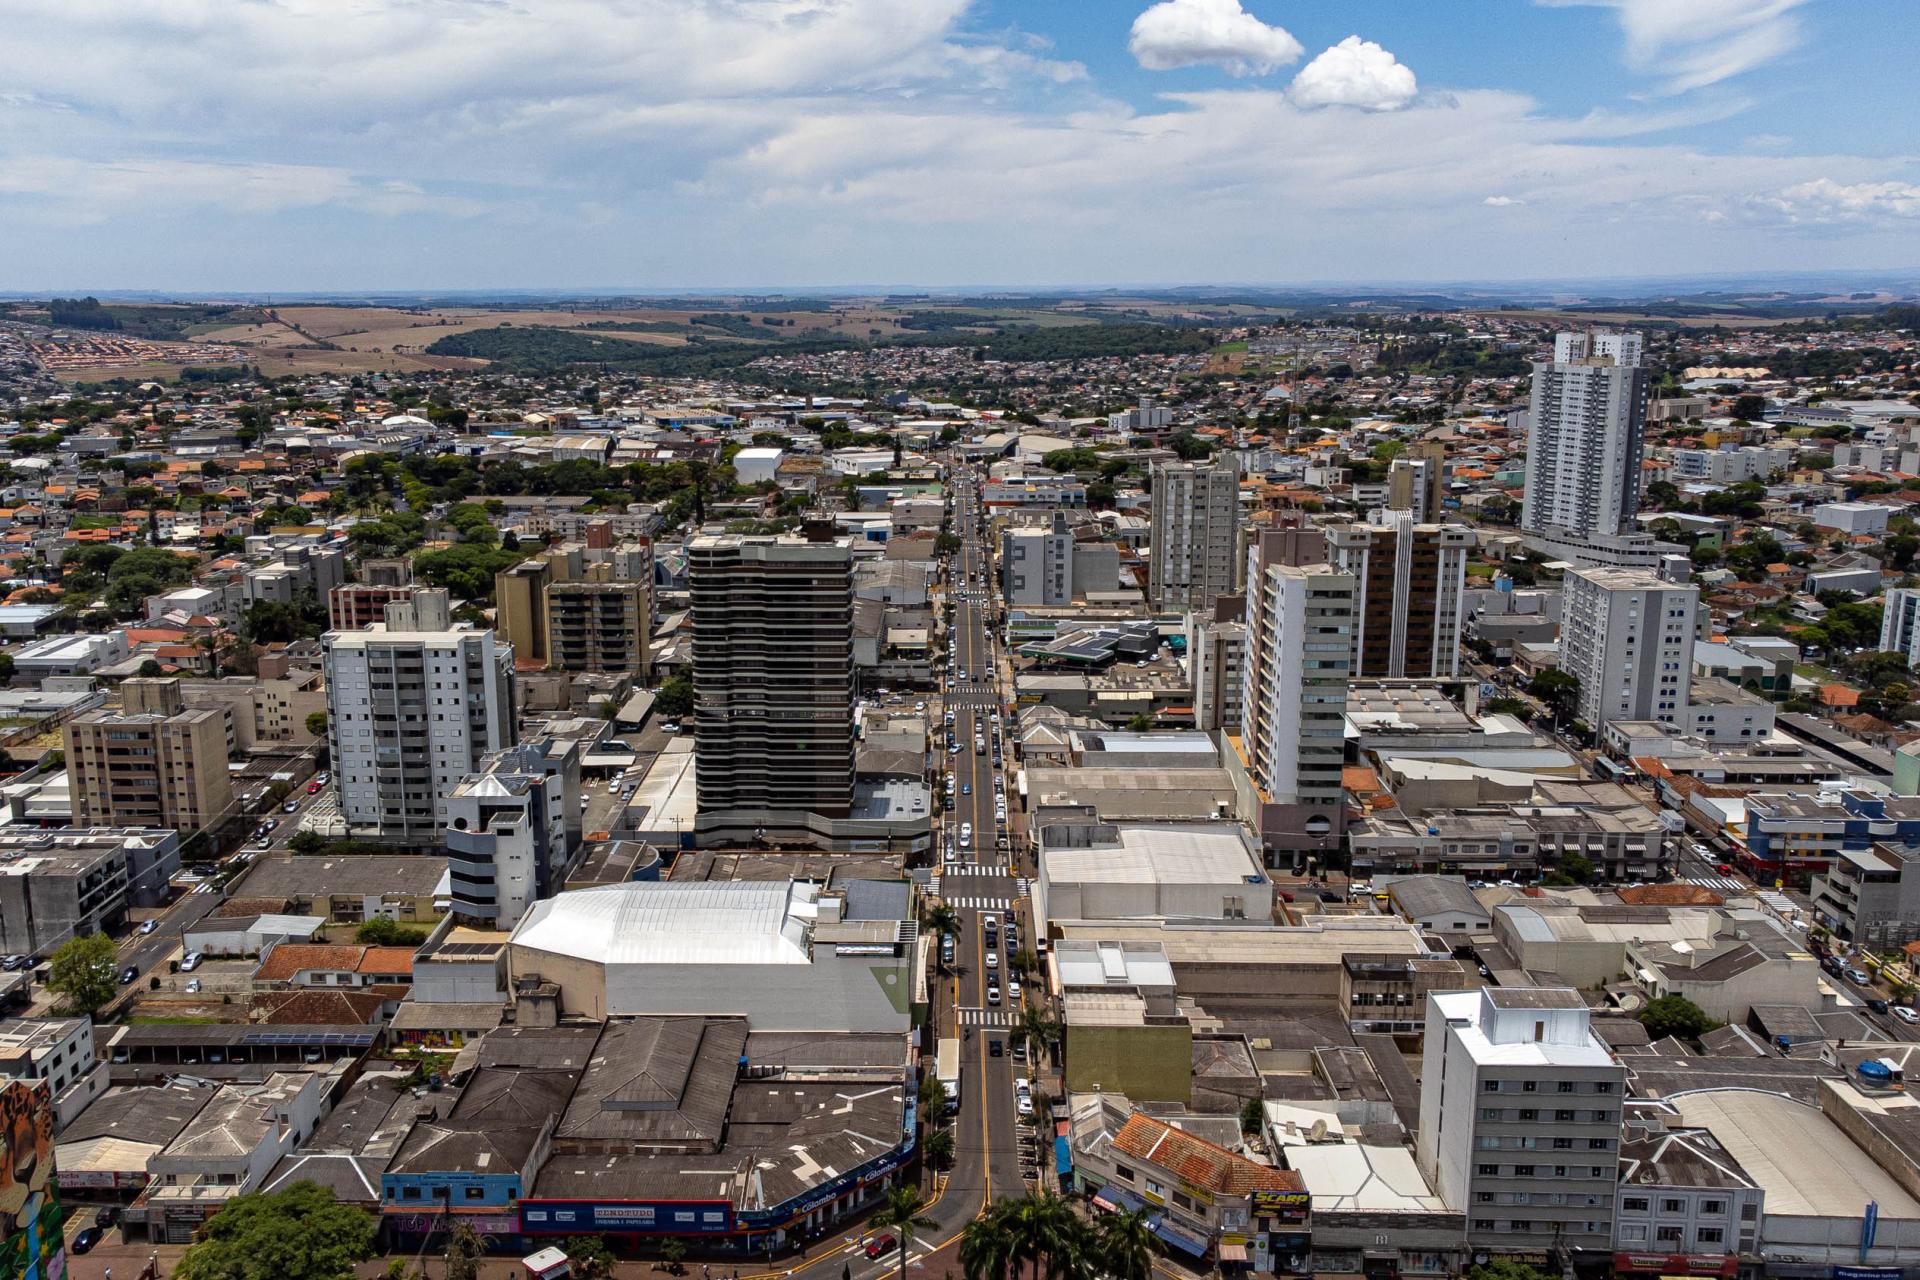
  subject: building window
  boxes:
[1484,1080,1501,1093]
[1113,1166,1134,1182]
[465,1187,486,1201]
[1697,1229,1723,1245]
[1701,1200,1725,1216]
[1662,1199,1685,1213]
[1478,1164,1500,1176]
[1657,1227,1684,1244]
[1622,1197,1648,1213]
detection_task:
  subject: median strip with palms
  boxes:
[960,1193,1158,1280]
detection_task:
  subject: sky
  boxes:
[2,0,1917,293]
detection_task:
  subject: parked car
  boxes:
[119,966,138,984]
[1868,997,1890,1014]
[179,953,204,972]
[865,1235,897,1260]
[71,1228,102,1255]
[1847,968,1874,986]
[138,920,157,935]
[1895,1006,1920,1025]
[183,979,202,995]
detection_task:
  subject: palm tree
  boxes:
[1001,1191,1086,1280]
[1014,1005,1060,1066]
[871,1184,939,1280]
[1095,1209,1158,1280]
[960,1212,1015,1280]
[923,1129,955,1170]
[924,903,960,968]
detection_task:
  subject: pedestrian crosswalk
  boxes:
[957,1007,1016,1027]
[943,895,1010,911]
[1684,875,1744,894]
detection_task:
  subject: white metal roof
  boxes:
[510,880,815,967]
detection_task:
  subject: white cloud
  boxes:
[1288,36,1417,111]
[1128,0,1302,76]
[1747,178,1920,225]
[1483,195,1523,207]
[1541,0,1807,93]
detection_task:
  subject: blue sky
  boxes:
[1,0,1916,292]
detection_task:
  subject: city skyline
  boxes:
[3,0,1917,292]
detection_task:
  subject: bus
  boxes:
[935,1037,961,1116]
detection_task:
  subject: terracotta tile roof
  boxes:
[1819,684,1861,708]
[1109,1112,1301,1196]
[356,947,416,976]
[1617,884,1724,907]
[254,944,367,983]
[251,989,387,1026]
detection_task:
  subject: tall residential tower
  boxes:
[1149,456,1241,612]
[1520,331,1649,542]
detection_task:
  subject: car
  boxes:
[985,950,999,969]
[1868,997,1890,1014]
[120,966,138,984]
[962,783,972,796]
[138,919,158,935]
[1276,889,1294,903]
[660,722,681,734]
[959,822,973,840]
[93,1205,119,1229]
[180,953,203,972]
[307,780,323,794]
[865,1234,897,1260]
[1008,978,1022,1000]
[1848,968,1874,986]
[183,978,202,995]
[1715,862,1735,875]
[986,984,1001,1005]
[1895,1006,1920,1025]
[282,799,299,812]
[71,1228,102,1255]
[259,818,277,834]
[1477,964,1493,978]
[988,1038,1003,1057]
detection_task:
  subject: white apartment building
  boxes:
[445,736,583,928]
[1520,331,1649,541]
[1883,588,1920,669]
[0,1017,107,1129]
[1666,446,1792,485]
[1001,513,1075,608]
[1149,457,1242,611]
[1417,987,1627,1258]
[322,590,517,843]
[1242,561,1353,818]
[1560,567,1699,731]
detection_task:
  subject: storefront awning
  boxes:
[1151,1220,1208,1259]
[1217,1242,1248,1262]
[1092,1186,1151,1216]
[1053,1136,1072,1177]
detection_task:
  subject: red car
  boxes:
[1716,863,1734,875]
[307,781,323,794]
[865,1234,897,1260]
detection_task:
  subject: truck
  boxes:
[935,1037,962,1116]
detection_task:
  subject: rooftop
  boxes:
[511,880,817,967]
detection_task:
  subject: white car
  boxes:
[987,984,1001,1005]
[1896,1006,1920,1025]
[1008,978,1022,1001]
[138,920,158,936]
[985,950,999,969]
[959,822,973,842]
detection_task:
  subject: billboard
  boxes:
[521,1200,734,1236]
[0,1081,63,1280]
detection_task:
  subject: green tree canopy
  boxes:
[1639,993,1715,1041]
[175,1181,376,1280]
[47,932,119,1015]
[1467,1262,1557,1280]
[654,675,693,720]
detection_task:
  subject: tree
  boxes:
[175,1181,376,1280]
[1126,712,1154,732]
[443,1222,487,1280]
[47,932,119,1015]
[870,1185,939,1280]
[935,532,962,555]
[562,1236,618,1280]
[287,831,328,856]
[356,917,427,946]
[137,658,166,677]
[1467,1263,1557,1280]
[1095,1208,1158,1280]
[1239,1096,1265,1138]
[1008,948,1040,980]
[1527,669,1581,725]
[306,711,328,737]
[1731,394,1767,422]
[1013,1005,1060,1067]
[0,652,14,684]
[1639,993,1714,1041]
[919,1074,948,1117]
[655,674,694,720]
[924,1129,955,1170]
[659,1237,687,1272]
[960,1213,1016,1280]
